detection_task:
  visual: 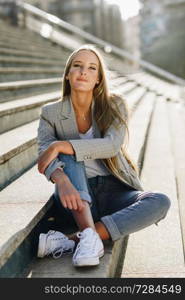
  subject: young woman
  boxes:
[37,44,171,267]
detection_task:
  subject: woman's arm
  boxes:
[69,99,128,162]
[38,140,74,174]
[50,167,85,211]
[37,105,65,181]
[38,98,128,173]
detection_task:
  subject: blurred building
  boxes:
[25,0,125,49]
[140,0,185,78]
[124,15,141,69]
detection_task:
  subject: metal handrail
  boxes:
[16,1,185,86]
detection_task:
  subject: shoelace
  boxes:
[47,233,74,259]
[52,247,64,259]
[51,244,74,259]
[74,232,95,256]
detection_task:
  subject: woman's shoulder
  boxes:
[42,98,62,111]
[41,99,63,117]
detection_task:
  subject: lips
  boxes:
[77,78,88,82]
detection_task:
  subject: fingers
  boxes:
[77,198,85,212]
[61,194,85,212]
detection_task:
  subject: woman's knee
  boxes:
[138,191,171,214]
[152,192,171,214]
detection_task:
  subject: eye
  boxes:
[90,66,96,70]
[73,64,80,67]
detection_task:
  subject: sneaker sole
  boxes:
[37,233,47,258]
[73,249,104,267]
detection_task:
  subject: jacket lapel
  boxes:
[59,96,80,140]
[60,96,101,139]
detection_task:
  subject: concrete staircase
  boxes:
[0,18,185,278]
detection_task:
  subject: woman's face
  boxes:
[66,50,100,93]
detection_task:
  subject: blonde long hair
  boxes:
[61,44,138,174]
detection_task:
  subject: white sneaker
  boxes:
[72,227,104,267]
[37,230,75,259]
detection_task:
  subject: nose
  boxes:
[80,67,86,75]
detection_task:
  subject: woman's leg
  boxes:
[54,154,97,233]
[88,175,171,242]
[54,157,171,243]
[95,192,171,241]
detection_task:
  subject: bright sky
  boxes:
[104,0,141,20]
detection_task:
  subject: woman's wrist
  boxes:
[59,141,74,155]
[51,167,67,184]
[50,141,74,155]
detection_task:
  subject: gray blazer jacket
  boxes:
[37,96,144,191]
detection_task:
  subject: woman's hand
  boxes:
[57,173,85,212]
[38,141,75,174]
[38,142,59,174]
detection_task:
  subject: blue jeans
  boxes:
[54,154,171,241]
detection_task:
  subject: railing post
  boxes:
[9,1,18,26]
[17,3,26,29]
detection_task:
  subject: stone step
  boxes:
[0,67,62,82]
[27,238,128,278]
[122,97,184,278]
[0,56,66,68]
[0,22,53,42]
[115,81,138,95]
[0,165,54,277]
[124,86,147,114]
[0,33,55,46]
[0,46,69,61]
[0,90,60,133]
[128,91,156,168]
[167,101,185,254]
[0,120,39,190]
[0,35,66,55]
[0,41,65,58]
[0,32,60,48]
[110,76,128,87]
[0,25,73,49]
[130,72,182,102]
[0,77,61,103]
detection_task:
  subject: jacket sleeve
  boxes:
[37,106,65,181]
[69,98,128,162]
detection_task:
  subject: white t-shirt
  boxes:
[79,126,110,178]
